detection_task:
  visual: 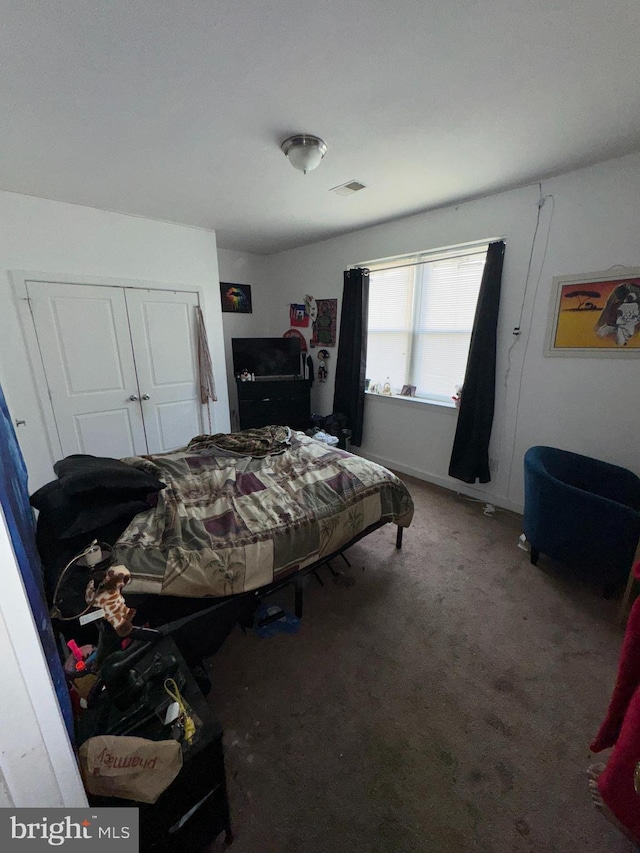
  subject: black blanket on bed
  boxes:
[30,454,165,601]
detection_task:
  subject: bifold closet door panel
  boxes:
[124,289,202,454]
[26,281,147,459]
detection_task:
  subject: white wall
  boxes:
[0,505,86,807]
[0,191,230,491]
[261,152,640,512]
[216,248,271,430]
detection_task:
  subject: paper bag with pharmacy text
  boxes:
[79,735,183,803]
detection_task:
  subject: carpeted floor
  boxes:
[205,474,633,852]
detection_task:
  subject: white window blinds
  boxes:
[366,265,414,390]
[366,245,488,401]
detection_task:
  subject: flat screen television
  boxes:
[231,337,302,379]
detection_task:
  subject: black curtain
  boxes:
[448,240,505,484]
[332,268,370,446]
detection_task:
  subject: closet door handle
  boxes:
[141,394,150,401]
[129,394,139,401]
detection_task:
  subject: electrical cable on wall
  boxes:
[601,263,638,275]
[503,182,545,393]
[485,183,546,495]
[504,188,556,496]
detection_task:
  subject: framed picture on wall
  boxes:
[220,282,252,313]
[290,303,309,327]
[310,298,337,347]
[545,268,640,356]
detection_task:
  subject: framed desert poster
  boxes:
[545,268,640,356]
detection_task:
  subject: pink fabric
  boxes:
[596,682,640,845]
[591,562,640,753]
[589,561,640,843]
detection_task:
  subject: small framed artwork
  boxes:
[400,385,416,397]
[310,298,337,347]
[545,268,640,356]
[290,303,309,327]
[220,282,252,313]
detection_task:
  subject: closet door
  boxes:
[124,289,202,454]
[26,281,147,459]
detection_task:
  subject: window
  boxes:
[365,242,489,403]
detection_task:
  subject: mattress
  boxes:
[114,430,414,598]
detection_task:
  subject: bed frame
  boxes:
[37,431,413,669]
[125,520,405,666]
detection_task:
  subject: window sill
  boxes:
[365,391,458,411]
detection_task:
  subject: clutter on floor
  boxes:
[254,604,301,639]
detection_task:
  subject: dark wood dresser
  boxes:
[236,378,311,430]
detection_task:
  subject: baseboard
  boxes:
[355,449,524,515]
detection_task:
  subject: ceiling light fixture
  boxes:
[280,134,327,174]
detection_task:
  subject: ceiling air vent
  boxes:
[330,180,367,197]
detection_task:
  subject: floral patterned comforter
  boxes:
[114,430,414,598]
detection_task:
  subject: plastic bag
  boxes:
[312,430,339,446]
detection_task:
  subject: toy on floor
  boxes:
[254,604,300,638]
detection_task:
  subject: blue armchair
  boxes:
[523,446,640,592]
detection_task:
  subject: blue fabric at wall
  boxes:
[0,383,74,740]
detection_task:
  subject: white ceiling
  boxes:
[2,1,640,255]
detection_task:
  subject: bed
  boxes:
[31,426,414,663]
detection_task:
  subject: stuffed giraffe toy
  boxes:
[85,565,137,637]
